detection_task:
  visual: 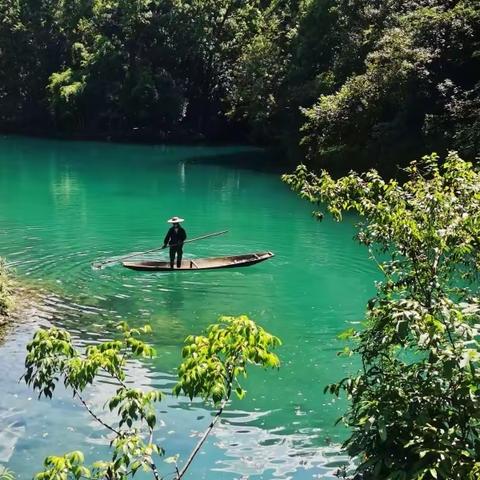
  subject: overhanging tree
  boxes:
[23,315,280,480]
[284,151,480,479]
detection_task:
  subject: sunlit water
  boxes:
[0,136,378,479]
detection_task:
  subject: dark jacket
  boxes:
[164,226,187,247]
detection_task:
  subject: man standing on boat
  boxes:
[162,216,187,269]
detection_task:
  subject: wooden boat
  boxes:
[122,251,274,272]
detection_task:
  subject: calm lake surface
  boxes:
[0,136,377,479]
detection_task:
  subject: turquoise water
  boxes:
[0,136,377,479]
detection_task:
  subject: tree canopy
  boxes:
[0,0,478,167]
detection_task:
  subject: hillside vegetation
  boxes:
[0,0,478,168]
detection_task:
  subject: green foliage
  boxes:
[36,451,89,480]
[0,467,15,480]
[227,1,300,141]
[0,0,266,139]
[425,82,480,160]
[23,315,280,480]
[0,258,13,317]
[301,26,432,158]
[0,0,477,164]
[108,388,162,430]
[24,322,155,398]
[230,0,480,166]
[174,315,281,404]
[24,322,163,480]
[297,1,480,165]
[284,152,480,479]
[48,69,86,121]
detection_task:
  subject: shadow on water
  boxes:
[185,149,291,174]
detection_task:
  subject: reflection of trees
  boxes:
[50,167,89,244]
[51,170,81,206]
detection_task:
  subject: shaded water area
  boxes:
[0,136,378,479]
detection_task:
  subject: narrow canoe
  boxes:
[122,251,274,272]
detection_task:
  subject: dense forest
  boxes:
[0,0,478,169]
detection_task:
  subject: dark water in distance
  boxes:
[0,136,378,479]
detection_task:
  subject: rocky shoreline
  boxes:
[0,280,42,330]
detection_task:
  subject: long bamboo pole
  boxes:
[92,230,228,269]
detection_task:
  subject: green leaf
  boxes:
[378,419,387,442]
[235,386,246,399]
[164,455,179,464]
[337,328,356,340]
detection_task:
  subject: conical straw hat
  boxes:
[167,216,185,223]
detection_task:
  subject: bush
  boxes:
[0,258,13,317]
[284,152,480,479]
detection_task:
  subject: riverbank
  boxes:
[0,123,245,147]
[0,273,43,332]
[0,128,419,178]
[0,132,295,176]
[0,260,14,326]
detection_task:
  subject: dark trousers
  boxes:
[169,245,183,268]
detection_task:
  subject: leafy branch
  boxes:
[22,315,280,480]
[173,315,281,478]
[0,467,15,480]
[285,152,480,480]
